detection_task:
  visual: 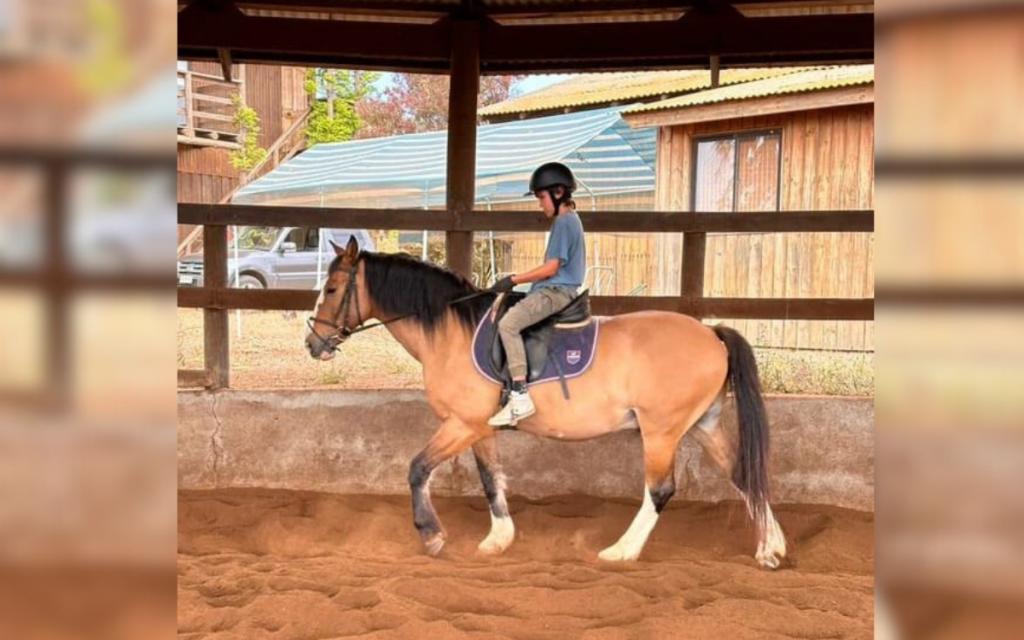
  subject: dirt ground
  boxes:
[178,489,874,640]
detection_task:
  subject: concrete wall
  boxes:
[178,391,873,511]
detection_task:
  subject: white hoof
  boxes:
[755,538,786,570]
[755,515,788,570]
[423,532,446,557]
[477,515,514,556]
[756,550,782,570]
[477,536,510,555]
[598,544,638,562]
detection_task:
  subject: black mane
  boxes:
[329,251,495,336]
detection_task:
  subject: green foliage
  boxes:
[229,95,268,172]
[398,236,514,288]
[755,348,874,396]
[80,0,132,95]
[304,69,378,146]
[355,74,524,139]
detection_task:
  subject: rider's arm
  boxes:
[512,258,560,284]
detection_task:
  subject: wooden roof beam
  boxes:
[479,13,873,72]
[178,0,452,72]
[211,0,867,17]
[179,5,871,73]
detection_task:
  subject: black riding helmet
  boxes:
[525,162,577,216]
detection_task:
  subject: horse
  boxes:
[305,237,787,569]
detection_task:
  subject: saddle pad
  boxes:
[471,312,600,387]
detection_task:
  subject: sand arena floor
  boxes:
[179,489,873,640]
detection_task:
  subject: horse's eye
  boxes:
[326,288,337,295]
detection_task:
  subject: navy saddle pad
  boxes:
[471,293,599,387]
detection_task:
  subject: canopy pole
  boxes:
[422,180,429,261]
[233,225,241,339]
[445,18,479,280]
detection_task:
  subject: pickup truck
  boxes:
[177,226,375,289]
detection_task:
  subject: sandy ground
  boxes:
[179,489,873,640]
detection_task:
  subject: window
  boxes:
[692,130,781,212]
[284,227,322,251]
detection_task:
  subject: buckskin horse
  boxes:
[305,238,787,569]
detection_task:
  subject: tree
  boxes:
[304,69,379,146]
[228,95,267,172]
[354,74,523,139]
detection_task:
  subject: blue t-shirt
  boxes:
[533,210,586,290]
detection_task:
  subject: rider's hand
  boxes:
[490,275,516,293]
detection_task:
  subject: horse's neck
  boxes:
[385,316,469,373]
[385,320,426,362]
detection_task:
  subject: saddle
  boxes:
[471,290,599,402]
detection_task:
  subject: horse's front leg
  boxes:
[409,418,485,556]
[472,436,514,555]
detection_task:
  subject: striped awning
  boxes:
[232,107,655,208]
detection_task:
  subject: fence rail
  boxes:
[177,204,873,233]
[177,205,875,389]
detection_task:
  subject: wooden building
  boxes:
[624,65,875,350]
[177,61,309,249]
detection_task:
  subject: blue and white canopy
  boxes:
[232,107,655,209]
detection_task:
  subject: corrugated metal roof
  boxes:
[232,107,656,207]
[623,65,874,114]
[479,67,809,117]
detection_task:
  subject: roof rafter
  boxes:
[179,0,873,73]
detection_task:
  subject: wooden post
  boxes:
[445,19,480,279]
[45,160,69,411]
[218,48,233,83]
[682,232,707,318]
[184,70,195,137]
[710,55,721,88]
[203,225,230,389]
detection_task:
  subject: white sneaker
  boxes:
[487,390,536,427]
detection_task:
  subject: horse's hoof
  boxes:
[598,545,637,562]
[423,532,446,557]
[477,537,509,556]
[756,551,782,570]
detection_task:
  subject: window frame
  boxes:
[690,129,783,213]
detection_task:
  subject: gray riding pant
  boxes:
[498,286,577,380]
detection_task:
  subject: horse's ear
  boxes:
[329,239,345,256]
[345,235,359,260]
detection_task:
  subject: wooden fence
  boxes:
[176,203,874,389]
[484,191,875,350]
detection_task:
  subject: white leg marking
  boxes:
[745,499,787,569]
[478,473,515,555]
[478,513,515,555]
[599,488,660,562]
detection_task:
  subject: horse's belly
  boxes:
[518,403,638,441]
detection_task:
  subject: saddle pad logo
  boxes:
[566,350,582,365]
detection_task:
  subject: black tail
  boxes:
[712,325,770,529]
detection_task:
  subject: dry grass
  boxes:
[177,309,873,395]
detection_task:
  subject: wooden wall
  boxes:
[654,104,875,351]
[490,192,657,295]
[179,62,309,244]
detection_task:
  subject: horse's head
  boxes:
[305,235,364,360]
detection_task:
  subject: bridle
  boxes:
[307,260,365,354]
[306,256,495,354]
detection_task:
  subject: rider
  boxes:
[487,162,586,426]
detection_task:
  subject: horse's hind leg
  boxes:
[689,394,787,569]
[598,429,679,562]
[409,418,484,556]
[472,437,514,555]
